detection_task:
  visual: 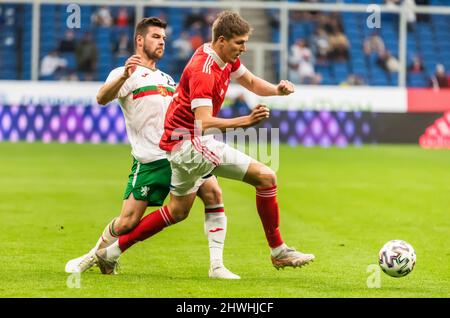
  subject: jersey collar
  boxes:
[137,65,158,72]
[203,44,227,70]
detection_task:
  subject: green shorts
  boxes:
[123,158,172,206]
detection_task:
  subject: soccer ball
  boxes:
[378,240,416,277]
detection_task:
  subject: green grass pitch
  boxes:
[0,142,449,297]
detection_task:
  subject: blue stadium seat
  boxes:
[61,53,76,69]
[0,70,18,80]
[272,31,280,43]
[351,60,366,73]
[390,75,398,86]
[95,27,111,40]
[1,2,445,85]
[333,63,349,80]
[408,73,427,87]
[115,56,127,68]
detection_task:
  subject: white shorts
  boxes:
[167,136,253,196]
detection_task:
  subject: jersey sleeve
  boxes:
[104,67,133,98]
[230,58,247,80]
[189,71,214,110]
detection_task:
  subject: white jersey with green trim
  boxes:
[105,65,176,163]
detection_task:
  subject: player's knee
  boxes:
[203,185,223,205]
[115,221,131,235]
[115,214,140,234]
[168,206,190,223]
[256,168,277,188]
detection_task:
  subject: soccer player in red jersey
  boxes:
[95,11,315,275]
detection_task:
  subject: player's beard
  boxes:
[143,43,164,61]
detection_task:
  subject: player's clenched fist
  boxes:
[248,104,270,126]
[123,54,142,78]
[276,80,294,96]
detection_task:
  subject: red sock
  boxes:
[256,186,284,248]
[118,206,175,252]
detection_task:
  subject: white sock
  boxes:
[106,240,122,261]
[204,209,227,267]
[103,218,119,243]
[271,243,288,257]
[90,218,119,254]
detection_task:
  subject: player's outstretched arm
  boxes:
[236,70,294,97]
[96,55,141,105]
[194,104,269,132]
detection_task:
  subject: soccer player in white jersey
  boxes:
[65,17,239,279]
[95,12,314,276]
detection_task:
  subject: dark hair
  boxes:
[212,11,251,43]
[134,17,167,46]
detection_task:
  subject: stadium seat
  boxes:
[408,73,427,87]
[0,1,446,87]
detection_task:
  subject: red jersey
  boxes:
[160,44,247,151]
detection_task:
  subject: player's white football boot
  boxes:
[94,248,119,275]
[209,263,241,280]
[65,252,96,273]
[271,247,315,269]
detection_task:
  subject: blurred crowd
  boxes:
[1,1,448,89]
[37,6,220,82]
[39,6,135,81]
[283,0,448,88]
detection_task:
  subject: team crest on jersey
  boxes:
[140,186,150,197]
[157,85,168,97]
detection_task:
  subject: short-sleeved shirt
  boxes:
[105,66,176,163]
[159,44,247,152]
